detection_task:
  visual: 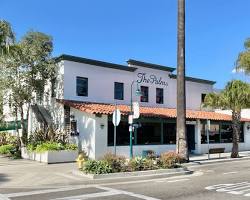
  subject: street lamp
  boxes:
[129,81,142,159]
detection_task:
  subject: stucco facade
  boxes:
[26,54,250,159]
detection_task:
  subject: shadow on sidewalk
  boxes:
[0,173,10,185]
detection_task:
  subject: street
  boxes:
[1,158,250,199]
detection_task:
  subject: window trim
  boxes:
[140,86,149,102]
[76,76,88,97]
[156,88,164,104]
[114,82,124,100]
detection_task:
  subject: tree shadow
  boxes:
[0,173,9,185]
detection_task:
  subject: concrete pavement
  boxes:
[1,159,250,199]
[1,154,250,199]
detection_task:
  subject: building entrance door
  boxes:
[186,125,195,151]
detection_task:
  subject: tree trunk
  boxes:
[14,106,21,149]
[231,110,241,158]
[20,105,28,145]
[176,0,188,161]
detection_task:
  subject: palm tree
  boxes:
[204,80,250,158]
[176,0,188,161]
[0,20,15,55]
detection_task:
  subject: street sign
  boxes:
[128,115,133,124]
[112,109,121,127]
[132,101,140,119]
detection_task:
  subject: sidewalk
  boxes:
[188,151,250,165]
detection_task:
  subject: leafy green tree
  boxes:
[0,28,55,144]
[0,20,15,55]
[204,80,250,158]
[236,38,250,74]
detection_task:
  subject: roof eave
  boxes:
[55,54,137,72]
[127,59,176,72]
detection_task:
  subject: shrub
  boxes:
[35,142,64,153]
[0,144,15,155]
[64,143,78,151]
[145,150,157,159]
[0,132,18,146]
[159,152,185,168]
[143,158,159,170]
[102,153,126,173]
[83,160,112,174]
[128,157,148,171]
[0,132,8,146]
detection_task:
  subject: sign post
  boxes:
[206,119,211,160]
[112,108,121,155]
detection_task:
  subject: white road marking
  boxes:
[223,171,238,175]
[6,185,94,198]
[55,173,83,181]
[0,194,11,200]
[206,182,250,197]
[167,179,190,183]
[51,185,161,200]
[4,184,161,200]
[97,186,161,200]
[217,183,250,192]
[50,191,121,200]
[205,184,233,190]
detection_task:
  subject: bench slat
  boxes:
[209,148,225,154]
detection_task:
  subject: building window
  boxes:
[108,121,130,146]
[140,86,149,102]
[137,122,161,145]
[64,105,70,134]
[51,78,56,98]
[156,88,164,104]
[201,93,207,103]
[201,122,244,144]
[163,123,176,144]
[76,77,88,96]
[114,82,124,100]
[36,90,44,104]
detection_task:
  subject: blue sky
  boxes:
[1,0,250,88]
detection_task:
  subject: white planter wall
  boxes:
[21,148,78,164]
[107,145,176,158]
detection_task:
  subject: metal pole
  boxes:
[129,81,134,159]
[114,125,116,155]
[207,119,210,160]
[114,104,117,156]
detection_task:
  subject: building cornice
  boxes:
[127,59,176,72]
[55,54,137,72]
[169,74,216,85]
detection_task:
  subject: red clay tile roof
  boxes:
[57,99,250,122]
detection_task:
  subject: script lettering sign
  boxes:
[137,73,168,86]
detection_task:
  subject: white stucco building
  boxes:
[27,54,250,159]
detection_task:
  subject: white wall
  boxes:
[63,60,213,110]
[70,108,96,159]
[107,145,176,158]
[216,109,250,119]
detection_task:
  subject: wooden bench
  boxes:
[209,148,225,158]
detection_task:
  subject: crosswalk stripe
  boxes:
[6,185,93,198]
[206,182,250,197]
[216,182,249,192]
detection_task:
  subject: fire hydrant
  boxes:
[76,152,85,169]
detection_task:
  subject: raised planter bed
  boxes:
[72,167,191,180]
[21,147,78,164]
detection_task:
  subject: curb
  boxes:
[72,167,192,180]
[185,156,250,167]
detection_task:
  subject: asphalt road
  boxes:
[1,158,250,200]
